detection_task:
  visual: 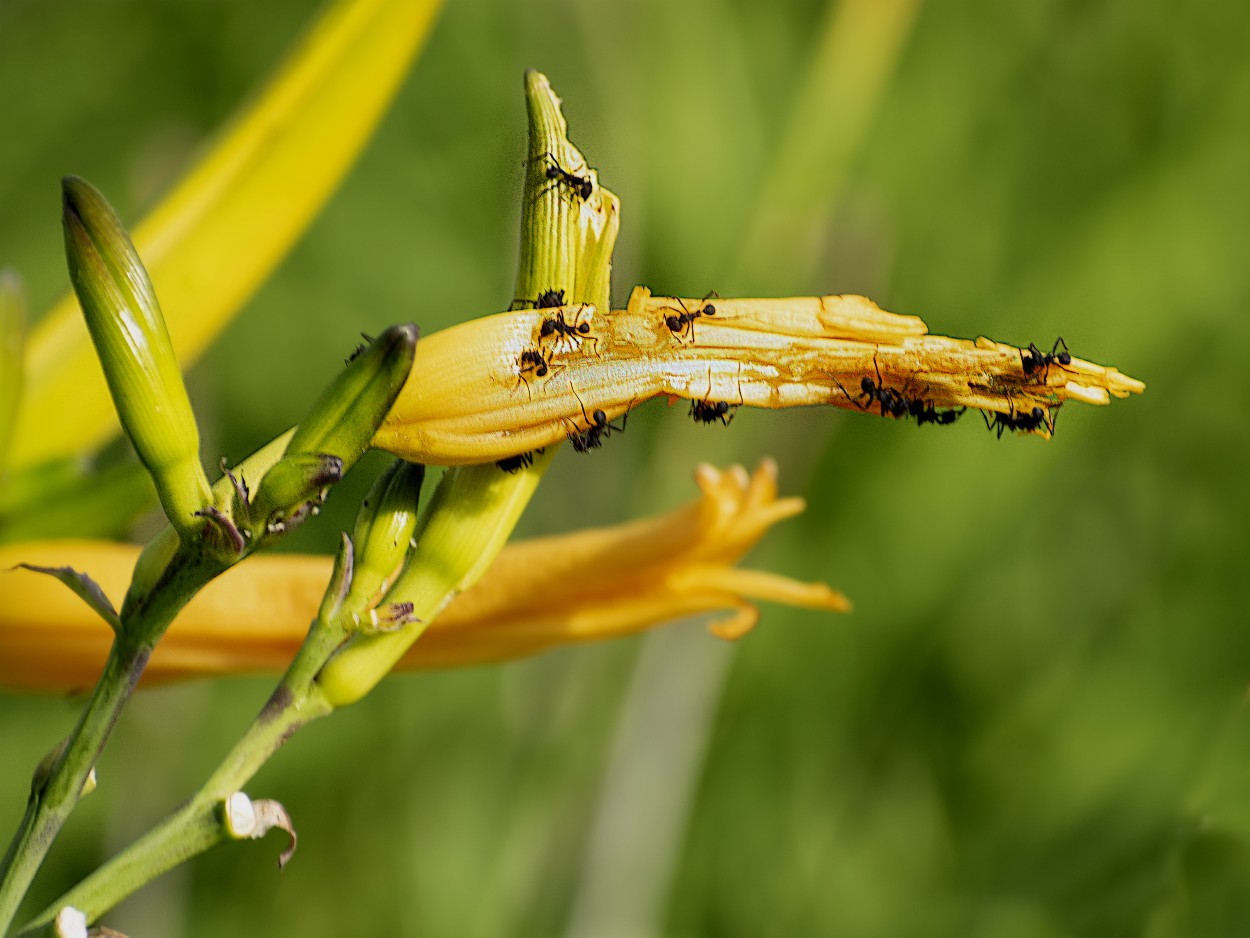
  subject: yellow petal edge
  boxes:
[0,460,847,694]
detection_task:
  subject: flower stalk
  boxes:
[11,70,623,933]
[0,227,417,933]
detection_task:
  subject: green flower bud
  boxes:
[249,453,344,537]
[285,323,418,471]
[0,269,25,475]
[61,177,211,535]
[339,458,424,627]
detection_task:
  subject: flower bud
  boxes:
[316,461,540,707]
[285,323,418,473]
[249,453,344,537]
[339,459,425,625]
[61,177,211,534]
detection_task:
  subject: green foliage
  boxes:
[1,0,1244,935]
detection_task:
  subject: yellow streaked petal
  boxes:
[373,287,1146,464]
[9,0,443,470]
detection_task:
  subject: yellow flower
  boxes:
[373,286,1145,465]
[0,460,846,694]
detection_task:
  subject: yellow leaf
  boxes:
[9,0,443,470]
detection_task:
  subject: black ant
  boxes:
[514,347,563,400]
[689,365,742,426]
[909,399,966,427]
[567,387,627,453]
[344,332,375,365]
[1020,337,1072,381]
[496,449,543,473]
[662,293,717,343]
[535,152,594,201]
[690,399,735,426]
[518,348,553,379]
[540,307,596,351]
[983,402,1057,439]
[511,288,566,311]
[836,358,910,419]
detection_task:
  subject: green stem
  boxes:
[0,640,148,933]
[0,541,226,935]
[13,620,342,936]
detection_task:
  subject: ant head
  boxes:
[715,401,730,415]
[578,180,593,199]
[703,304,716,316]
[576,321,590,334]
[1058,352,1072,365]
[861,376,876,394]
[1029,407,1044,420]
[591,408,607,428]
[535,364,548,377]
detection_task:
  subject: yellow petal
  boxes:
[9,0,442,470]
[373,287,1146,464]
[0,462,845,693]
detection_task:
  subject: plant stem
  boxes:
[0,640,148,933]
[0,543,222,935]
[12,618,342,936]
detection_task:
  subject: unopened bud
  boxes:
[341,459,424,619]
[286,322,418,473]
[61,177,211,534]
[249,453,343,537]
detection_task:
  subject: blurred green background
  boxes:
[1,0,1247,935]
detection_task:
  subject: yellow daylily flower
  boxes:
[374,286,1145,465]
[7,0,442,471]
[0,460,845,694]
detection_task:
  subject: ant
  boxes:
[836,358,910,419]
[518,347,554,379]
[496,449,543,473]
[691,399,735,426]
[344,332,375,366]
[535,152,594,201]
[983,402,1057,439]
[567,387,627,453]
[1020,337,1072,381]
[689,364,742,426]
[511,288,566,311]
[513,347,564,401]
[909,399,966,427]
[662,293,717,343]
[540,307,596,352]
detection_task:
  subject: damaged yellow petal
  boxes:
[373,286,1145,465]
[0,461,845,694]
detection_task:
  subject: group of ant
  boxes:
[503,153,1078,466]
[836,337,1072,438]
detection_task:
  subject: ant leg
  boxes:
[833,376,869,412]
